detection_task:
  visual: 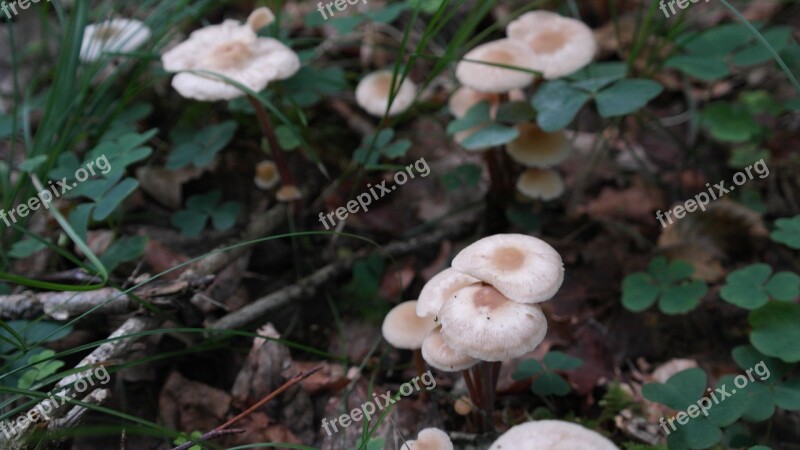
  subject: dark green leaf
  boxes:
[532,80,590,131]
[595,79,663,117]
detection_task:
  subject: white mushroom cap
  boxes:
[421,327,478,372]
[162,19,300,101]
[456,39,537,93]
[417,268,480,318]
[275,184,302,202]
[450,234,564,304]
[438,284,547,361]
[401,428,454,450]
[489,420,619,450]
[507,12,597,79]
[247,7,276,32]
[516,168,565,201]
[80,18,151,62]
[382,301,438,350]
[506,124,571,168]
[355,70,417,117]
[254,160,280,190]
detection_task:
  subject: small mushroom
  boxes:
[516,168,565,201]
[401,427,454,450]
[382,301,438,350]
[505,123,571,168]
[355,70,417,117]
[247,6,276,32]
[488,420,619,450]
[254,160,280,190]
[417,268,480,319]
[438,284,547,361]
[80,18,151,62]
[506,11,597,79]
[455,39,537,93]
[421,327,478,372]
[448,87,501,119]
[275,185,302,202]
[450,234,564,304]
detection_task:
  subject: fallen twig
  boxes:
[210,223,472,330]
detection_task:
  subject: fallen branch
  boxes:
[210,224,472,330]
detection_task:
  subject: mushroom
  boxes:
[247,6,276,32]
[450,234,564,304]
[506,11,597,79]
[416,268,480,319]
[401,428,454,450]
[455,39,538,93]
[488,420,619,450]
[355,70,417,117]
[448,87,501,119]
[421,327,478,372]
[516,168,565,201]
[438,284,547,361]
[275,185,302,202]
[254,160,280,190]
[80,18,151,62]
[505,123,571,168]
[161,16,299,101]
[382,301,438,350]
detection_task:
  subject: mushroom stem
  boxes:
[462,369,479,409]
[413,349,429,401]
[246,95,299,196]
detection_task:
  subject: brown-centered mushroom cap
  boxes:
[450,234,564,304]
[438,284,547,361]
[382,301,438,350]
[455,39,537,93]
[506,123,571,168]
[506,11,597,79]
[421,326,478,372]
[516,168,565,201]
[355,70,417,117]
[254,160,280,190]
[417,268,480,319]
[401,428,454,450]
[488,420,619,450]
[247,7,275,32]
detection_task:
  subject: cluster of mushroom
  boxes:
[400,427,453,450]
[450,11,597,201]
[382,234,564,429]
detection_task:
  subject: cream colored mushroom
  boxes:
[507,11,597,79]
[489,420,619,450]
[417,268,480,318]
[382,301,438,350]
[448,87,501,119]
[450,234,564,304]
[455,39,538,93]
[506,123,571,168]
[438,284,547,361]
[401,428,454,450]
[421,327,478,372]
[516,168,565,201]
[254,160,280,190]
[80,18,151,62]
[275,185,302,202]
[161,13,299,101]
[355,70,417,117]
